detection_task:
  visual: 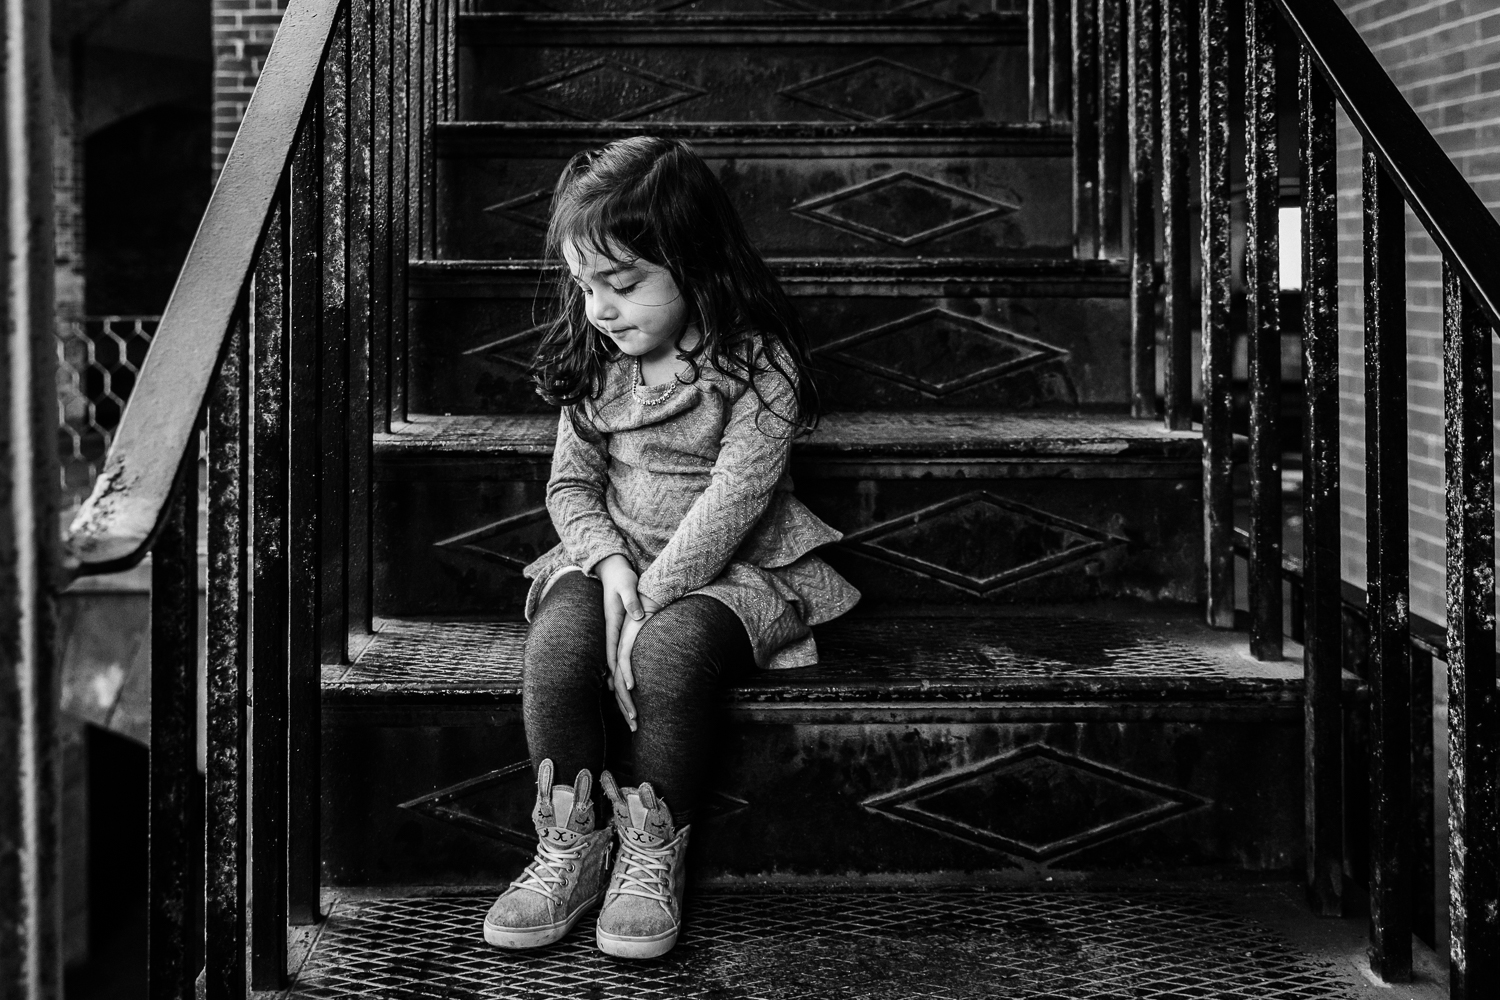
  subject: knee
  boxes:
[628,605,718,698]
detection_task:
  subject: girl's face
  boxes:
[563,241,692,365]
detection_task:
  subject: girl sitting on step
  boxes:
[483,136,860,959]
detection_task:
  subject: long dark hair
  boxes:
[530,136,817,433]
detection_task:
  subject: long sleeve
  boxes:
[545,406,632,575]
[636,365,797,608]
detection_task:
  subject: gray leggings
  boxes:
[522,570,756,824]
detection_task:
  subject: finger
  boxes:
[618,620,640,692]
[622,581,645,621]
[603,594,623,676]
[614,678,637,732]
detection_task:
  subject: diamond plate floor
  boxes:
[279,887,1443,999]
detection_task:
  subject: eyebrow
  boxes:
[571,264,639,282]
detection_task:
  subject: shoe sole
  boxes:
[596,924,680,960]
[484,893,603,950]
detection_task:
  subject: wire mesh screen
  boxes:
[56,315,159,509]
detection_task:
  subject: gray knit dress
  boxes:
[521,349,860,669]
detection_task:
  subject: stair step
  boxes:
[283,885,1425,999]
[456,14,1029,125]
[409,256,1131,296]
[435,120,1072,158]
[374,411,1201,477]
[325,607,1317,709]
[437,124,1072,260]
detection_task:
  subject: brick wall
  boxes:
[212,0,287,174]
[1335,0,1500,625]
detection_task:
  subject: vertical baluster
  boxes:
[1245,0,1281,660]
[1029,0,1050,122]
[1097,0,1125,256]
[1443,262,1500,997]
[392,0,410,423]
[205,301,249,1000]
[348,0,375,649]
[1198,0,1231,625]
[286,103,323,928]
[1410,646,1435,947]
[149,433,200,1000]
[1128,0,1157,420]
[1364,148,1410,982]
[1160,0,1193,429]
[321,4,351,664]
[1072,0,1100,257]
[1299,49,1343,917]
[408,0,427,261]
[250,197,289,990]
[421,0,437,257]
[371,0,393,430]
[1049,0,1072,121]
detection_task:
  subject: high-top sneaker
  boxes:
[483,760,613,949]
[596,771,692,959]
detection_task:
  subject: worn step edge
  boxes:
[457,12,1026,46]
[409,257,1132,298]
[321,612,1349,708]
[435,121,1072,158]
[374,412,1202,464]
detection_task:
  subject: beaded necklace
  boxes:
[632,357,680,407]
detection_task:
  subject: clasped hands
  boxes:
[597,553,662,732]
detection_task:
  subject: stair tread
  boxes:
[375,411,1201,461]
[324,606,1327,703]
[281,885,1414,1000]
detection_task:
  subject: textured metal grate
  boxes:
[288,890,1359,999]
[337,613,1258,693]
[55,315,159,505]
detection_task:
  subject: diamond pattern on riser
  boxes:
[322,714,1301,883]
[409,292,1130,414]
[460,36,1027,124]
[289,889,1365,999]
[372,474,1201,616]
[439,146,1071,259]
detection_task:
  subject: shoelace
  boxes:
[611,834,676,905]
[511,834,585,905]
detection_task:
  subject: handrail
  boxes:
[62,0,342,575]
[1275,0,1500,331]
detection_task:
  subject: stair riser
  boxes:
[438,149,1071,260]
[459,36,1027,125]
[410,292,1131,414]
[469,2,1020,14]
[320,709,1304,884]
[371,472,1203,616]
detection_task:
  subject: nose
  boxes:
[586,291,619,328]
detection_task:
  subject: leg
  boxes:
[522,571,610,794]
[627,595,755,824]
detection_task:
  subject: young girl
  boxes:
[482,137,860,959]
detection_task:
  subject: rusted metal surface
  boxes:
[286,111,324,929]
[348,0,375,650]
[1409,647,1434,948]
[148,441,200,1000]
[1274,0,1500,334]
[1198,0,1231,630]
[371,0,394,431]
[1158,0,1192,430]
[1071,0,1100,258]
[205,302,249,1000]
[321,7,352,664]
[63,0,341,575]
[1363,149,1411,983]
[1443,262,1499,997]
[1096,0,1124,256]
[391,0,412,425]
[1126,0,1156,421]
[0,0,61,989]
[1298,50,1343,918]
[1244,0,1281,662]
[251,199,290,991]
